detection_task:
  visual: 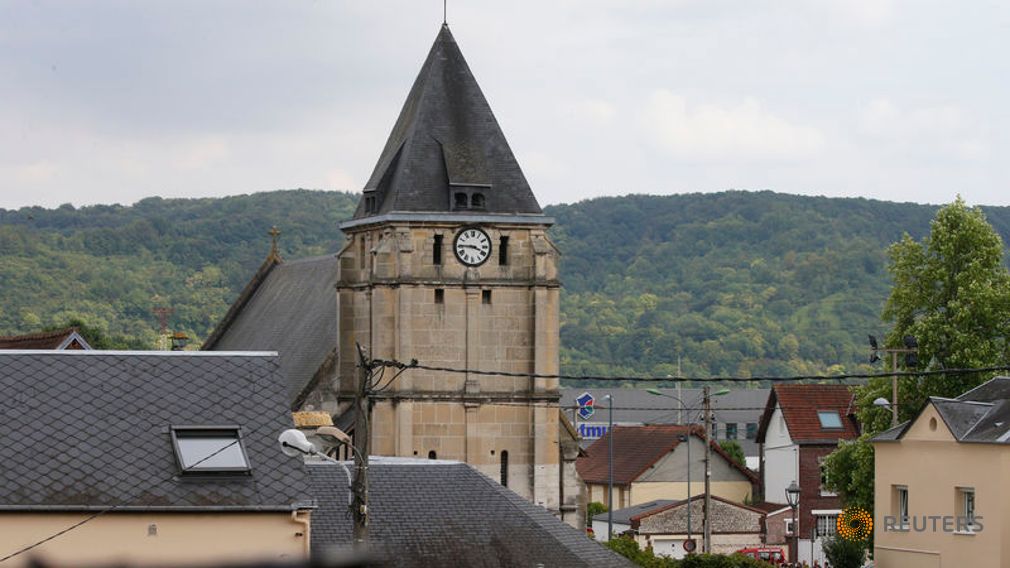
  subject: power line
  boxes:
[0,432,265,563]
[371,358,1010,384]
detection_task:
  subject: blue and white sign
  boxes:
[578,423,610,440]
[576,391,595,420]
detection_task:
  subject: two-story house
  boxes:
[756,384,858,565]
[873,376,1010,568]
[577,425,759,515]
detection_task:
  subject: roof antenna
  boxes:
[443,0,447,25]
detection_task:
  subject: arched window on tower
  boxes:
[471,193,486,209]
[454,192,469,209]
[500,450,509,487]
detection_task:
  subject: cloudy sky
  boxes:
[1,0,1008,210]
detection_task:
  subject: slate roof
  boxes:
[0,351,312,511]
[757,384,859,444]
[873,376,1010,444]
[307,458,632,568]
[0,327,91,350]
[560,387,769,456]
[576,425,758,485]
[204,254,338,406]
[351,25,543,220]
[591,499,678,525]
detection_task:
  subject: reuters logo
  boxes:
[837,507,873,541]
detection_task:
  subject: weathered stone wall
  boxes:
[329,221,565,514]
[637,498,763,535]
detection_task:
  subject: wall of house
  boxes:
[0,512,309,567]
[761,405,796,505]
[874,403,1009,568]
[630,481,753,505]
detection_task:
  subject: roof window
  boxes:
[171,426,251,475]
[817,411,843,429]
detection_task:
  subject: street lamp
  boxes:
[869,334,918,427]
[785,480,800,565]
[647,385,729,554]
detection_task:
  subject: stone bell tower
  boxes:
[334,24,563,511]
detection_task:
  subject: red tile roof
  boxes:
[757,384,858,444]
[0,328,88,350]
[576,424,757,485]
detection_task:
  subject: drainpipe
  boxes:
[291,509,312,558]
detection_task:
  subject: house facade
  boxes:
[0,351,313,566]
[577,425,759,513]
[756,384,858,566]
[873,377,1010,568]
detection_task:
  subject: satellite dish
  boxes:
[278,429,316,458]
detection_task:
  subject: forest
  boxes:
[2,190,1008,382]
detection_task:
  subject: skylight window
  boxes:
[817,411,843,429]
[171,426,250,474]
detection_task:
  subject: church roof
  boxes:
[202,254,338,406]
[351,25,543,221]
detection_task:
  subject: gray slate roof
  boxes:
[0,351,311,511]
[873,376,1010,444]
[560,387,769,456]
[205,255,338,405]
[307,458,633,568]
[592,500,678,525]
[352,25,543,220]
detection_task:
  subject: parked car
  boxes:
[735,547,786,565]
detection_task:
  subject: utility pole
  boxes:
[891,350,899,428]
[703,386,712,554]
[605,393,614,540]
[352,343,372,547]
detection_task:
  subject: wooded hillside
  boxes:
[2,190,1007,381]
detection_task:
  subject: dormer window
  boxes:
[449,184,492,211]
[817,411,843,429]
[171,426,251,475]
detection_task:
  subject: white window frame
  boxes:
[960,487,977,532]
[815,514,838,537]
[819,457,837,497]
[896,485,909,529]
[783,518,795,537]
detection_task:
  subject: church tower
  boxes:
[335,25,563,512]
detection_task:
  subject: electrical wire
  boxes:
[371,358,1010,383]
[0,429,273,563]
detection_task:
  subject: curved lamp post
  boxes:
[785,480,801,565]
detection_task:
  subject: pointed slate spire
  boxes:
[352,25,543,220]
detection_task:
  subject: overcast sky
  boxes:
[1,1,1008,210]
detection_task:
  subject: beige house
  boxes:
[577,425,759,510]
[873,376,1010,568]
[0,352,313,566]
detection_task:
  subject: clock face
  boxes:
[454,227,492,266]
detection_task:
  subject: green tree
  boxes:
[821,537,867,568]
[587,501,608,528]
[719,440,746,468]
[824,198,1010,512]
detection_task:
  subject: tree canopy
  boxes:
[825,198,1010,512]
